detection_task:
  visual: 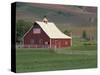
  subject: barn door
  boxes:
[30,39,34,47]
[39,39,43,47]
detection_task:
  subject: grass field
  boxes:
[16,45,97,73]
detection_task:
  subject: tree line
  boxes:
[16,20,32,43]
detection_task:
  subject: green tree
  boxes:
[82,30,87,40]
[64,30,71,36]
[16,20,32,43]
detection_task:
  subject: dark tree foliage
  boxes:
[16,20,32,42]
[82,30,87,40]
[64,30,71,36]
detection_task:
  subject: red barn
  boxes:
[23,19,72,48]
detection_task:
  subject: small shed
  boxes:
[23,18,72,48]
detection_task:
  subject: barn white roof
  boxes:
[35,21,72,39]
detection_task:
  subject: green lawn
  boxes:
[16,45,97,72]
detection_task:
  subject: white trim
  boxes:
[71,38,72,46]
[70,33,72,46]
[22,37,24,47]
[50,39,51,48]
[22,25,33,39]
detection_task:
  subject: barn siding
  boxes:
[51,39,71,48]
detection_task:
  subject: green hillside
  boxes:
[16,2,97,42]
[16,2,97,25]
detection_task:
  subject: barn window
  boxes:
[33,28,41,34]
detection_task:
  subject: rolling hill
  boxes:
[16,2,97,37]
[16,2,97,25]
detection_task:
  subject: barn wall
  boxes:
[23,23,72,48]
[51,39,71,48]
[23,23,50,48]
